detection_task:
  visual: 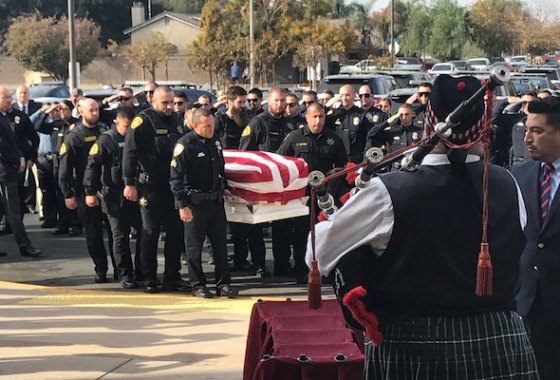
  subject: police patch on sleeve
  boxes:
[131,116,143,129]
[170,159,177,168]
[173,143,185,157]
[89,143,99,156]
[241,126,251,137]
[59,143,67,156]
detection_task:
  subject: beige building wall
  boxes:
[130,18,200,53]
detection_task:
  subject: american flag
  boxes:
[223,149,308,204]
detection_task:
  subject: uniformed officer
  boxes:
[277,102,348,283]
[406,82,431,125]
[491,92,536,168]
[239,87,294,277]
[35,100,81,235]
[6,105,39,216]
[58,98,112,283]
[215,86,269,276]
[359,85,387,119]
[285,93,306,132]
[122,86,187,293]
[83,107,142,289]
[170,108,237,299]
[325,84,379,163]
[246,88,264,120]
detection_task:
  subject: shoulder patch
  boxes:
[327,109,334,116]
[131,116,143,129]
[170,159,177,168]
[241,125,251,137]
[89,143,99,156]
[173,143,185,158]
[59,143,67,156]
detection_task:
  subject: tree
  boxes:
[124,32,177,80]
[427,0,470,60]
[399,2,432,57]
[5,13,100,82]
[470,0,524,57]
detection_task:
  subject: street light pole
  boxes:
[67,0,78,90]
[249,0,255,88]
[390,0,395,67]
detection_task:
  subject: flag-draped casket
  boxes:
[223,150,309,223]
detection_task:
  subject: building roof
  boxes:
[123,11,201,35]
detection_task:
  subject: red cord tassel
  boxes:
[342,286,384,345]
[307,260,322,309]
[475,242,493,297]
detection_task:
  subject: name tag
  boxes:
[84,136,97,142]
[197,152,206,157]
[156,128,168,135]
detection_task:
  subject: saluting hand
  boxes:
[85,195,99,207]
[179,207,193,223]
[123,185,138,202]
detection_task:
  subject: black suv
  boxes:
[318,73,399,100]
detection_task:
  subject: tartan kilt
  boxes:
[364,310,539,380]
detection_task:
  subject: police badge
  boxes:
[353,117,360,126]
[139,197,148,208]
[327,138,335,146]
[412,132,419,141]
[14,116,21,124]
[215,140,222,151]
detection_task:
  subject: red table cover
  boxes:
[243,299,364,380]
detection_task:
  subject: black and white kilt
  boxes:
[364,310,539,380]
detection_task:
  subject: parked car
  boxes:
[393,57,425,71]
[467,58,491,71]
[318,73,399,102]
[520,66,560,89]
[339,59,378,73]
[373,70,430,88]
[510,75,552,95]
[509,55,529,70]
[29,83,70,100]
[447,60,471,71]
[429,63,461,76]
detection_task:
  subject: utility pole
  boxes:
[249,0,255,88]
[148,0,152,19]
[390,0,395,67]
[67,0,78,90]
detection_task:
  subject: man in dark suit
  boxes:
[511,96,560,380]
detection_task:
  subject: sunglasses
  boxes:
[286,103,297,107]
[174,101,185,105]
[247,98,259,103]
[418,92,431,97]
[118,96,132,101]
[303,101,314,105]
[359,93,371,98]
[145,90,154,95]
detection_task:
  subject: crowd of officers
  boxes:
[1,79,542,296]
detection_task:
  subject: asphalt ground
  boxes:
[0,213,335,379]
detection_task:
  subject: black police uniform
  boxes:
[490,101,526,168]
[122,108,185,290]
[35,116,80,233]
[58,120,112,278]
[276,126,348,280]
[247,107,264,121]
[83,127,142,285]
[325,105,379,163]
[6,109,39,216]
[169,131,232,291]
[239,111,293,276]
[285,114,306,132]
[215,111,268,274]
[239,111,292,152]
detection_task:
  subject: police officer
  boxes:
[83,107,142,289]
[406,82,431,126]
[246,88,264,120]
[358,85,387,124]
[170,108,237,299]
[122,86,187,293]
[239,87,293,277]
[35,100,81,235]
[58,98,112,282]
[285,93,306,131]
[325,84,377,163]
[277,102,347,283]
[491,91,536,168]
[7,104,39,216]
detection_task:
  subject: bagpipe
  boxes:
[306,64,512,344]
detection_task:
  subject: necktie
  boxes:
[540,162,554,220]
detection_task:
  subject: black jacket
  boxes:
[0,113,23,183]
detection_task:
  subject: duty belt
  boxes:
[187,190,224,203]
